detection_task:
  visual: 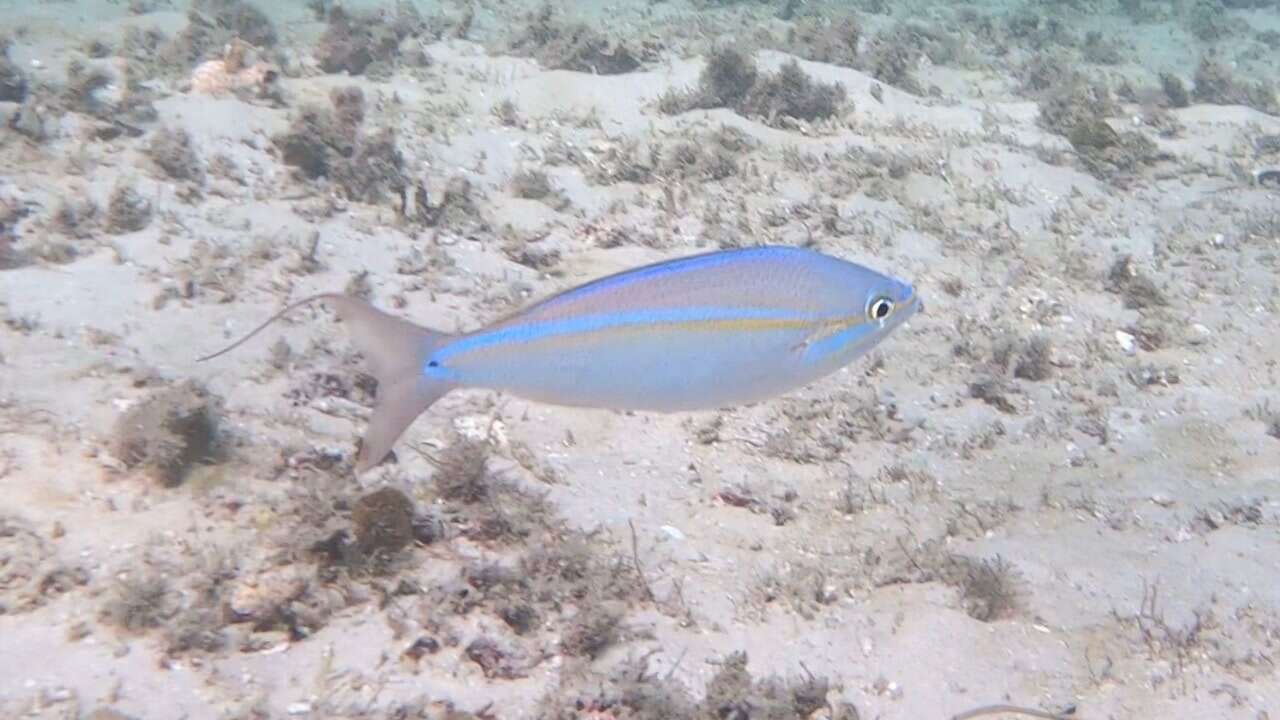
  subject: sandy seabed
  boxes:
[2,0,1280,718]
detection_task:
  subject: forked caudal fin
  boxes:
[197,293,454,474]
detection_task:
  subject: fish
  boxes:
[198,245,921,473]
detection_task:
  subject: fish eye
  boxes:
[867,296,894,322]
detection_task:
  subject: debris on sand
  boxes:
[51,192,100,240]
[1160,71,1190,108]
[426,437,561,542]
[189,0,277,55]
[665,48,846,126]
[351,487,416,558]
[740,59,848,123]
[0,515,89,615]
[332,127,406,205]
[0,35,28,103]
[110,380,224,487]
[316,4,420,76]
[0,194,29,269]
[948,554,1024,622]
[187,38,280,101]
[1028,61,1166,182]
[104,178,153,234]
[1192,56,1280,115]
[274,86,406,204]
[133,0,277,83]
[147,126,204,183]
[1012,335,1054,382]
[537,653,699,719]
[559,603,624,659]
[84,708,139,720]
[659,126,752,181]
[686,45,757,110]
[1107,254,1168,310]
[507,4,643,75]
[8,99,49,142]
[101,573,175,632]
[786,14,861,69]
[433,437,493,504]
[466,636,527,679]
[508,168,556,201]
[783,14,960,94]
[540,650,835,719]
[62,58,115,117]
[703,651,833,718]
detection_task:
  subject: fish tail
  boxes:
[198,293,454,474]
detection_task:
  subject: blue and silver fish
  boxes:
[199,245,921,472]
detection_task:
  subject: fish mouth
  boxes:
[887,288,922,329]
[903,291,923,318]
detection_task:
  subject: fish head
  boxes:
[798,264,920,367]
[856,269,920,334]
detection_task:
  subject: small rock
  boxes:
[1189,323,1211,345]
[1115,330,1136,355]
[402,635,440,661]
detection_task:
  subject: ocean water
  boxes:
[1,1,1279,719]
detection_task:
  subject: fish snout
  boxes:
[897,282,921,315]
[890,282,922,325]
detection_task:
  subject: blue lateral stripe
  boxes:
[433,305,820,362]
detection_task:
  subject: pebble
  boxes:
[1115,330,1136,355]
[286,702,313,715]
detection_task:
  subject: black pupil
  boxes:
[873,300,890,319]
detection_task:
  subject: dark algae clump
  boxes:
[0,36,27,103]
[147,126,204,183]
[1192,56,1280,115]
[191,0,277,52]
[741,59,847,123]
[351,487,415,558]
[274,86,406,204]
[667,47,846,125]
[689,45,758,109]
[104,179,153,234]
[1107,254,1169,310]
[154,0,278,76]
[111,380,223,487]
[316,4,416,76]
[506,4,643,75]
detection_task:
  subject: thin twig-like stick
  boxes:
[951,704,1075,720]
[628,519,656,603]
